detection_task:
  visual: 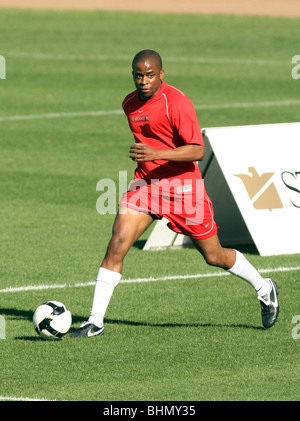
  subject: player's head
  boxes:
[132,50,163,72]
[132,50,164,101]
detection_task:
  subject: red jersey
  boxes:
[120,81,218,239]
[122,81,204,183]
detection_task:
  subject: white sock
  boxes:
[228,250,270,296]
[88,267,121,327]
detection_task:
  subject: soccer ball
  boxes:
[33,301,72,340]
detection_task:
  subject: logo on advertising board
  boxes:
[234,167,300,211]
[144,123,300,255]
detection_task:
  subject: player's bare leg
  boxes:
[192,235,279,328]
[70,208,153,338]
[192,235,236,270]
[101,207,154,274]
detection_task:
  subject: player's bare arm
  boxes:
[129,143,205,162]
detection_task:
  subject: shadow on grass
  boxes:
[132,241,258,255]
[104,318,265,331]
[0,308,265,341]
[0,307,264,341]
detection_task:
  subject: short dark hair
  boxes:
[132,50,163,71]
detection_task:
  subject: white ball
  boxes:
[33,301,72,340]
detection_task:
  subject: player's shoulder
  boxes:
[163,83,194,112]
[163,82,186,97]
[122,90,138,110]
[163,83,191,104]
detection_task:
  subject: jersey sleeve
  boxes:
[169,95,204,146]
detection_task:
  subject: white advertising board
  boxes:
[144,122,300,256]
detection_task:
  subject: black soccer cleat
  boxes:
[70,321,104,338]
[258,279,279,329]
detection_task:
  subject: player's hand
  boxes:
[129,143,160,162]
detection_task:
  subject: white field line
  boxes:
[1,265,298,403]
[5,52,289,67]
[1,99,300,122]
[0,265,299,294]
[0,109,124,121]
[195,99,300,110]
[0,395,54,401]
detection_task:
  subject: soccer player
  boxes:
[70,50,279,338]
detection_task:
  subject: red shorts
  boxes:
[119,177,218,240]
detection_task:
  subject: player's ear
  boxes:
[160,69,164,81]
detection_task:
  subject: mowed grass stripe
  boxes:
[5,51,290,67]
[1,99,300,122]
[1,8,299,402]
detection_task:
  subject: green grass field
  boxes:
[1,8,300,402]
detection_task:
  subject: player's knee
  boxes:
[203,248,232,269]
[203,251,222,267]
[107,233,129,258]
